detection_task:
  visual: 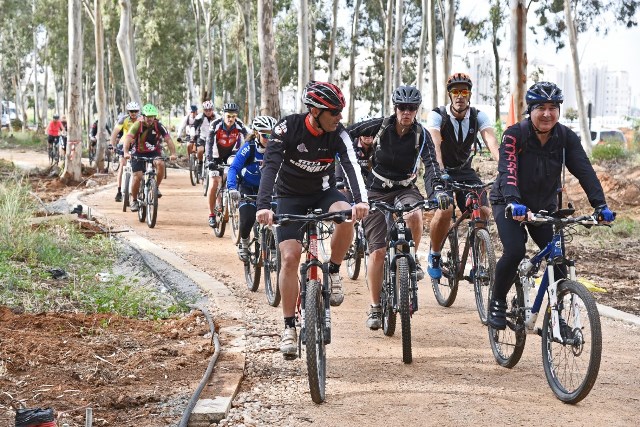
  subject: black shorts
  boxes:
[276,188,348,243]
[131,152,162,173]
[425,166,487,213]
[194,138,206,148]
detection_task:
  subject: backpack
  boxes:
[133,120,161,152]
[434,106,482,171]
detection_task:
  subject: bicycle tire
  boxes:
[146,179,158,228]
[263,227,281,307]
[122,171,131,212]
[472,229,496,325]
[432,228,460,307]
[382,259,397,337]
[488,277,526,368]
[244,226,261,292]
[137,184,146,222]
[398,257,412,364]
[88,144,95,167]
[213,189,226,238]
[48,145,54,165]
[345,234,361,280]
[189,153,197,186]
[230,198,241,245]
[541,279,602,404]
[163,160,167,179]
[305,279,327,404]
[110,153,120,173]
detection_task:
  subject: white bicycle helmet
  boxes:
[202,100,214,110]
[126,101,140,111]
[252,115,278,132]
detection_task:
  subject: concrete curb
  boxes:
[66,188,246,425]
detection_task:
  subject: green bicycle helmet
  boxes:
[141,103,159,117]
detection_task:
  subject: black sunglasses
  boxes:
[327,109,343,116]
[396,104,419,112]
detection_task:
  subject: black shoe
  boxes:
[115,192,122,202]
[487,299,507,330]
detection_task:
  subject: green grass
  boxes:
[0,179,190,319]
[0,130,46,149]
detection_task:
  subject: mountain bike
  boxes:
[105,143,121,173]
[189,151,200,186]
[132,155,165,228]
[273,209,352,403]
[371,199,438,364]
[344,220,368,280]
[262,206,280,307]
[48,138,60,166]
[431,180,496,324]
[488,207,604,404]
[230,195,241,245]
[211,164,229,238]
[202,161,210,196]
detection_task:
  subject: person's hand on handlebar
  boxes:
[352,202,370,221]
[256,208,274,226]
[506,202,531,222]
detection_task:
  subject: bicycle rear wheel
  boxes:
[432,229,459,307]
[488,277,526,368]
[263,227,281,307]
[541,280,602,404]
[381,260,396,337]
[244,227,261,292]
[398,257,412,364]
[88,143,96,167]
[137,184,146,222]
[202,173,209,196]
[305,279,327,403]
[122,171,131,212]
[345,234,361,280]
[472,229,496,325]
[146,179,158,228]
[189,153,197,186]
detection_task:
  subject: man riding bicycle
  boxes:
[122,104,177,212]
[425,73,499,280]
[177,104,198,144]
[227,115,277,260]
[256,81,369,358]
[346,85,449,331]
[487,81,615,330]
[206,102,248,228]
[110,102,140,202]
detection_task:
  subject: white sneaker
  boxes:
[329,272,344,306]
[366,305,382,330]
[280,327,297,358]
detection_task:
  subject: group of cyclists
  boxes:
[61,72,615,360]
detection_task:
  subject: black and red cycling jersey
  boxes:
[257,113,368,211]
[205,118,248,163]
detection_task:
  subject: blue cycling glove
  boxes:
[594,204,616,223]
[506,202,528,218]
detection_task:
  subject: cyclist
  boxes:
[206,102,248,228]
[487,81,615,330]
[425,72,499,280]
[122,104,177,212]
[256,81,369,358]
[227,115,278,260]
[176,104,198,146]
[46,114,65,160]
[89,118,112,158]
[191,100,217,183]
[110,102,140,202]
[346,85,449,331]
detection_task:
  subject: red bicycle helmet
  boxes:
[303,81,346,110]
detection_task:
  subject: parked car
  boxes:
[1,113,9,128]
[590,128,626,147]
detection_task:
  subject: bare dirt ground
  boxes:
[1,148,640,426]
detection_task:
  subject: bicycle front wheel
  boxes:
[122,171,131,212]
[317,221,333,263]
[146,179,158,228]
[541,280,602,404]
[110,153,120,173]
[305,279,327,403]
[244,227,261,292]
[213,190,226,238]
[488,277,526,368]
[432,229,460,307]
[381,259,396,337]
[230,198,241,245]
[472,229,496,325]
[398,257,412,364]
[345,239,361,280]
[202,173,209,196]
[263,228,281,307]
[189,154,197,186]
[137,185,146,222]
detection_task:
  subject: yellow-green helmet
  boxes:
[141,103,158,117]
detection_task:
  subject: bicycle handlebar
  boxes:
[370,199,439,215]
[273,209,353,226]
[446,180,494,191]
[522,211,600,228]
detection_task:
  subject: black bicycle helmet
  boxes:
[526,81,564,111]
[446,73,473,91]
[392,85,422,105]
[223,102,239,112]
[303,81,346,110]
[190,104,197,112]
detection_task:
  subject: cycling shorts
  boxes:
[131,152,162,173]
[363,186,424,252]
[275,188,348,243]
[191,138,206,148]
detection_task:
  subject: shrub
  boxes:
[10,118,23,131]
[591,141,628,162]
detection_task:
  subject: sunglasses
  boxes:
[327,109,342,117]
[396,104,419,112]
[225,113,238,119]
[449,89,471,97]
[128,110,139,114]
[259,132,271,139]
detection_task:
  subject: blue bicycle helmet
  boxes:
[526,82,564,112]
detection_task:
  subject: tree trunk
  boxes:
[348,0,362,124]
[191,0,205,102]
[439,0,455,104]
[238,0,256,121]
[32,0,40,131]
[328,0,338,82]
[393,0,403,89]
[95,0,107,170]
[42,35,49,127]
[63,0,83,183]
[510,0,527,121]
[417,0,428,117]
[187,62,196,107]
[199,0,214,101]
[116,0,140,104]
[492,1,502,123]
[383,0,394,115]
[297,0,310,113]
[257,0,281,117]
[428,0,437,106]
[564,0,591,155]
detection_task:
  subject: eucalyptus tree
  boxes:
[392,0,404,89]
[257,0,281,117]
[237,0,256,121]
[347,0,363,123]
[511,0,527,121]
[297,0,310,112]
[437,0,456,105]
[63,0,83,183]
[116,0,140,104]
[427,0,438,105]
